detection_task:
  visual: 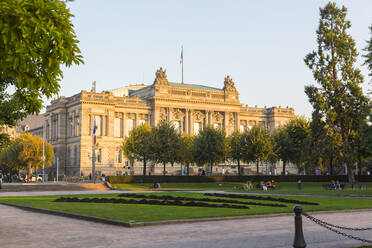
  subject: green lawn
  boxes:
[1,192,372,223]
[113,182,372,196]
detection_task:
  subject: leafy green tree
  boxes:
[228,131,244,175]
[180,133,194,176]
[193,126,226,174]
[285,117,311,172]
[304,2,370,183]
[151,121,182,175]
[354,116,372,175]
[241,125,273,175]
[0,133,54,179]
[363,25,372,78]
[308,115,343,175]
[0,0,83,143]
[122,124,152,176]
[272,126,293,175]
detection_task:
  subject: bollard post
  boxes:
[293,205,306,248]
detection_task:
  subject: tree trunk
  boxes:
[347,163,355,185]
[358,154,362,176]
[186,163,190,176]
[256,160,259,175]
[27,161,32,182]
[210,161,213,175]
[237,159,241,175]
[163,162,166,175]
[143,159,147,176]
[282,160,286,175]
[330,154,333,176]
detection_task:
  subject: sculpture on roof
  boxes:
[154,67,169,85]
[223,75,237,92]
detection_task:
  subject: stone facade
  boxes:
[43,68,295,177]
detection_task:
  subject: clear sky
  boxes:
[56,0,372,117]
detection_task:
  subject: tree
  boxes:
[241,125,273,175]
[363,25,372,78]
[285,117,311,173]
[304,2,370,183]
[179,133,194,176]
[0,133,54,179]
[308,115,343,175]
[122,124,152,176]
[272,126,293,175]
[0,0,83,142]
[193,126,226,174]
[228,131,244,175]
[151,121,182,175]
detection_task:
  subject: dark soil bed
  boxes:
[204,193,319,205]
[54,197,250,209]
[118,193,287,207]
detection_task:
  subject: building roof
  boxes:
[169,82,222,91]
[16,114,45,132]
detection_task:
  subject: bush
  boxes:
[107,175,372,184]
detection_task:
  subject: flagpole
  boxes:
[181,46,184,84]
[92,120,96,184]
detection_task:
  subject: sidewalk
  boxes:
[0,204,371,248]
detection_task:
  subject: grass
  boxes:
[113,182,372,196]
[1,192,372,223]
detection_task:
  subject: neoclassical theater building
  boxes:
[44,68,295,177]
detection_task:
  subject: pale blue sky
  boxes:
[56,0,372,117]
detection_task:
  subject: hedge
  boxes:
[107,175,372,184]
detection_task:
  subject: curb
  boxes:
[1,200,372,228]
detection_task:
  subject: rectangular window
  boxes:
[116,150,122,163]
[193,122,201,135]
[172,121,181,134]
[75,116,80,136]
[69,117,73,137]
[96,149,102,163]
[126,119,134,137]
[114,118,122,137]
[239,125,245,132]
[94,116,102,136]
[138,119,146,126]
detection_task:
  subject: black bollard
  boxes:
[293,205,306,248]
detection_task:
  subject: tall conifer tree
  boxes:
[304,2,369,183]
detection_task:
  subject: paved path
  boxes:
[0,204,371,248]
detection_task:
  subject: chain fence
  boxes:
[303,212,372,244]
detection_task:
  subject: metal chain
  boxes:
[303,213,372,244]
[303,212,372,231]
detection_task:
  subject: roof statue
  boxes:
[223,75,237,92]
[154,67,169,85]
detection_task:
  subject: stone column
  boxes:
[122,112,126,137]
[185,109,189,133]
[190,110,194,135]
[236,112,240,132]
[224,112,228,132]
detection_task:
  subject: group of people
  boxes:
[257,180,279,191]
[329,180,342,190]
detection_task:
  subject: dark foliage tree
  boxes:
[193,126,226,174]
[122,124,153,176]
[304,2,370,183]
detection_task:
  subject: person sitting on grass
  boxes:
[271,180,279,189]
[267,180,273,189]
[330,180,336,190]
[243,181,253,190]
[335,180,341,190]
